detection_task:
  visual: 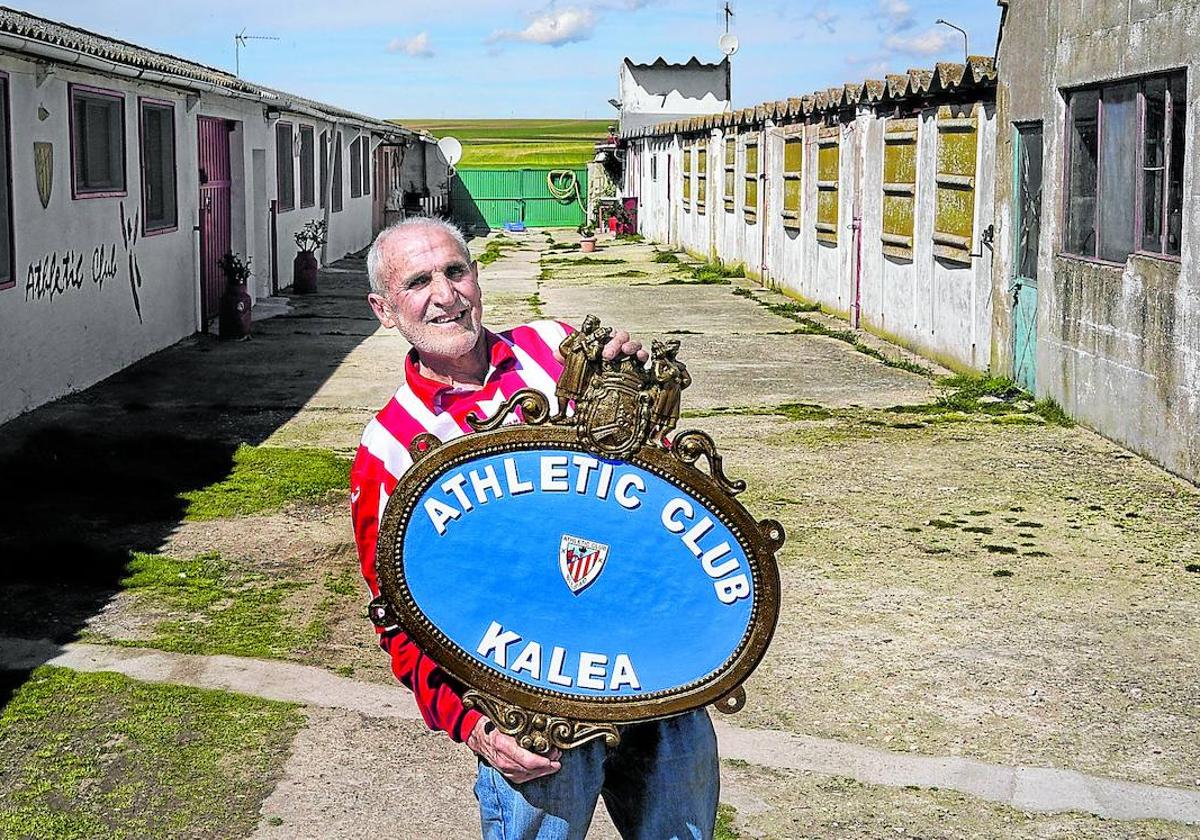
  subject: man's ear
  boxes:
[367,292,397,330]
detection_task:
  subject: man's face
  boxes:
[367,227,483,360]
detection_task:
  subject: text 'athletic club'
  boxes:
[559,535,609,594]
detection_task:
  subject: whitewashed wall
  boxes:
[627,99,997,373]
[0,50,414,425]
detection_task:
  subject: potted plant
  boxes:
[293,219,327,294]
[578,222,597,253]
[217,251,253,340]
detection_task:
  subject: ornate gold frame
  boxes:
[372,320,784,753]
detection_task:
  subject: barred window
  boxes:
[816,128,839,245]
[743,136,758,223]
[882,118,917,259]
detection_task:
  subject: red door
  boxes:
[197,117,232,326]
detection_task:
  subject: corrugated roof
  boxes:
[621,56,997,139]
[0,7,415,137]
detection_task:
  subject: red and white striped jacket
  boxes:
[350,319,571,742]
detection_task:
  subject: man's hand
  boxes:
[602,329,649,363]
[468,718,562,783]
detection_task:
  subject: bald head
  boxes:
[367,217,471,294]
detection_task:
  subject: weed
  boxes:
[526,292,546,318]
[992,568,1014,577]
[544,256,623,265]
[683,402,833,422]
[615,233,645,243]
[179,444,350,521]
[1034,397,1074,427]
[985,545,1018,555]
[732,287,753,298]
[610,269,649,277]
[0,666,301,839]
[652,251,680,264]
[716,803,740,840]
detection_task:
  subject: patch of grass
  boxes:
[610,269,649,277]
[985,545,1019,555]
[888,374,1075,423]
[1034,397,1074,426]
[715,803,740,840]
[0,666,301,840]
[615,233,645,242]
[683,402,833,422]
[651,251,680,264]
[111,552,328,659]
[478,238,522,267]
[543,256,623,265]
[526,292,546,318]
[179,444,350,521]
[739,291,934,377]
[732,287,754,298]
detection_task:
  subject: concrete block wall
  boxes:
[995,0,1200,483]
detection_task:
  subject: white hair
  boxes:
[366,216,472,294]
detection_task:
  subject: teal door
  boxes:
[1012,124,1043,393]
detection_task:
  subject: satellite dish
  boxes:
[437,136,463,167]
[719,32,739,56]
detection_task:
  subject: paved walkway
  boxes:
[3,230,1198,838]
[4,637,1197,827]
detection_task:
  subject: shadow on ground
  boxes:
[0,256,376,709]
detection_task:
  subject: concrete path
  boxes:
[5,636,1197,827]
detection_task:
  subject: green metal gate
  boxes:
[451,168,588,229]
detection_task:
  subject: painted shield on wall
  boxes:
[34,142,53,209]
[371,322,785,755]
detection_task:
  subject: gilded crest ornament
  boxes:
[33,142,52,209]
[371,316,784,753]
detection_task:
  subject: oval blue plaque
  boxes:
[404,447,755,700]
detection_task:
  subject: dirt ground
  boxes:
[2,229,1198,838]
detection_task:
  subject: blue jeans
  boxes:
[474,709,719,840]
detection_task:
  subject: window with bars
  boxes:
[933,105,979,264]
[682,143,692,210]
[816,128,839,244]
[882,118,917,259]
[276,122,295,212]
[1065,72,1185,261]
[332,131,343,212]
[319,130,329,209]
[781,134,803,230]
[139,99,176,233]
[697,140,707,212]
[299,125,315,208]
[743,135,758,222]
[723,132,736,212]
[350,136,363,199]
[360,135,371,197]
[71,85,126,197]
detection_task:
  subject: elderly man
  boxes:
[351,217,719,840]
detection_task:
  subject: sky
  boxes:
[20,1,1004,120]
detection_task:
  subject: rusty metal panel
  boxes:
[934,104,979,264]
[816,128,839,244]
[882,117,918,259]
[782,134,803,229]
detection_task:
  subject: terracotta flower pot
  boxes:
[580,237,597,253]
[293,251,319,294]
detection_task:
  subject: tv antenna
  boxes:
[234,28,280,77]
[718,2,739,56]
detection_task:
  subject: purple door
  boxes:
[197,117,232,325]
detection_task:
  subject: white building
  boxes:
[616,57,730,136]
[624,60,998,374]
[0,8,447,425]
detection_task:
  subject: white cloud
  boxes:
[884,28,953,56]
[386,31,434,58]
[878,0,914,31]
[488,7,597,47]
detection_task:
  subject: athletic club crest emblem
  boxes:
[559,535,609,595]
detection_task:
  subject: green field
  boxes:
[394,119,611,168]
